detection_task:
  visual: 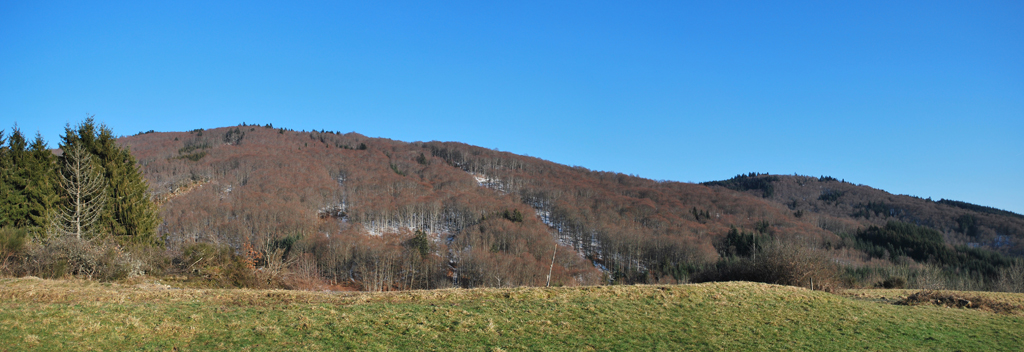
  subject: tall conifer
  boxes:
[0,128,30,228]
[24,133,59,234]
[0,129,12,227]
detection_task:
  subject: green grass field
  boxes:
[1,277,1022,351]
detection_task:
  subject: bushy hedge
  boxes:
[176,242,264,288]
[693,240,840,291]
[17,236,143,281]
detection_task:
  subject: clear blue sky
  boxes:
[2,1,1022,214]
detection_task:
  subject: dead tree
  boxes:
[52,145,106,239]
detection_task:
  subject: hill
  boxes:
[1,277,1022,350]
[705,173,1024,256]
[121,125,840,289]
[109,125,1024,291]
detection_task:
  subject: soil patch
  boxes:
[896,290,1024,315]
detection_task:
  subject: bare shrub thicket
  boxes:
[996,261,1024,293]
[852,262,1011,291]
[692,240,840,291]
[0,227,28,273]
[897,290,1024,314]
[177,242,259,288]
[19,236,142,281]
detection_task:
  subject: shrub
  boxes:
[0,227,28,272]
[693,240,840,291]
[176,242,262,288]
[757,240,840,290]
[20,236,142,281]
[897,290,1023,314]
[877,277,906,289]
[127,244,174,277]
[280,253,326,291]
[996,261,1024,293]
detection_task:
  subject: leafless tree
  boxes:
[52,145,106,240]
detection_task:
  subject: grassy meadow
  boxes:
[1,277,1022,351]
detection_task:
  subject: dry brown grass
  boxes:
[2,277,1023,350]
[895,290,1024,314]
[845,288,1024,315]
[1,276,814,307]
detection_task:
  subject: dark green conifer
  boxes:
[21,133,60,234]
[0,128,30,229]
[0,129,13,227]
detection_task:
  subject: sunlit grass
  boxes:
[1,277,1022,350]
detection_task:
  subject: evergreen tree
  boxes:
[0,128,30,228]
[0,129,12,227]
[23,133,59,234]
[3,129,60,234]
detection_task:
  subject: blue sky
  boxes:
[2,1,1022,214]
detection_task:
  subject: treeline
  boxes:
[938,199,1024,221]
[688,220,1023,292]
[702,172,779,198]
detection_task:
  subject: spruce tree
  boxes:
[0,128,30,228]
[0,127,64,236]
[23,133,59,234]
[0,129,12,227]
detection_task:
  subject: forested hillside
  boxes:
[705,173,1024,257]
[3,122,1022,292]
[117,125,851,289]
[115,124,1023,291]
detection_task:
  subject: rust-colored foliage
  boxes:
[241,242,262,271]
[116,126,1023,290]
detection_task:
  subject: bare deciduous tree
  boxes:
[52,145,106,240]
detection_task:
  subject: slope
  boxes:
[120,125,834,288]
[704,173,1024,257]
[117,125,1024,290]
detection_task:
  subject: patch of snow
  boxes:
[472,174,487,185]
